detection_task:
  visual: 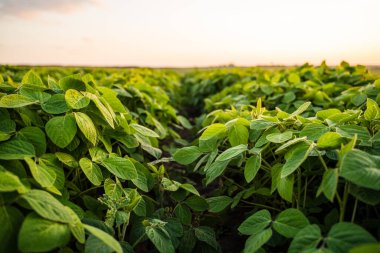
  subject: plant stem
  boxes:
[339,183,349,222]
[351,198,358,223]
[317,152,328,171]
[303,176,308,208]
[240,200,281,212]
[132,233,146,248]
[297,169,301,209]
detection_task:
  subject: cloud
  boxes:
[0,0,99,18]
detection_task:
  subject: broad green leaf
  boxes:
[266,131,293,143]
[0,139,35,160]
[326,223,376,253]
[199,123,227,141]
[18,213,70,253]
[45,115,77,148]
[206,196,232,213]
[84,224,123,253]
[59,75,86,91]
[228,123,249,146]
[180,183,200,196]
[65,206,85,244]
[244,154,261,183]
[25,157,56,188]
[273,208,309,238]
[161,177,181,191]
[340,150,380,190]
[349,243,380,253]
[290,102,311,117]
[79,158,103,186]
[85,235,114,253]
[205,160,229,185]
[0,206,23,253]
[74,112,97,145]
[288,73,301,83]
[349,185,380,206]
[18,127,46,156]
[174,204,192,225]
[184,195,209,211]
[194,226,218,250]
[65,89,90,109]
[272,164,294,202]
[243,228,272,253]
[131,123,159,138]
[0,171,25,192]
[281,142,313,178]
[21,189,73,223]
[86,94,115,128]
[300,123,329,141]
[41,94,69,114]
[316,109,341,120]
[288,225,322,253]
[101,157,138,180]
[317,132,344,149]
[145,225,175,253]
[0,94,37,108]
[55,152,78,168]
[275,137,308,154]
[364,98,380,120]
[317,169,338,201]
[238,209,272,236]
[104,178,123,199]
[22,70,45,87]
[177,115,192,129]
[215,144,247,162]
[173,146,202,165]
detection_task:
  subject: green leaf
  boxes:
[55,152,78,168]
[290,102,311,117]
[349,243,380,253]
[266,131,293,143]
[74,112,97,145]
[340,150,380,190]
[205,160,229,185]
[326,223,376,253]
[317,169,338,201]
[84,224,123,253]
[104,178,123,199]
[174,204,192,225]
[0,94,37,108]
[79,158,103,186]
[215,144,247,162]
[238,209,272,236]
[244,154,261,183]
[18,213,70,253]
[21,189,73,223]
[22,70,45,87]
[0,206,23,253]
[206,196,232,213]
[317,132,344,149]
[0,139,35,160]
[161,177,181,191]
[101,157,138,180]
[272,164,294,202]
[45,115,77,148]
[59,75,86,91]
[41,94,69,114]
[18,127,46,156]
[300,123,329,141]
[88,95,115,129]
[243,228,272,253]
[0,171,25,192]
[131,123,159,138]
[173,146,202,165]
[25,157,56,188]
[316,109,341,120]
[65,206,85,244]
[145,225,175,253]
[85,235,114,253]
[177,115,192,129]
[184,195,209,211]
[288,73,301,83]
[273,208,309,238]
[364,98,380,120]
[199,123,227,141]
[288,225,322,253]
[65,89,90,109]
[281,142,313,178]
[180,183,200,196]
[228,124,249,146]
[194,226,218,250]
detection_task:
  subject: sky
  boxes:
[0,0,379,67]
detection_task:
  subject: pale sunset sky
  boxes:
[0,0,379,67]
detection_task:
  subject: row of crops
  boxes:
[0,63,379,253]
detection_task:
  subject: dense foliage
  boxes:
[0,63,379,253]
